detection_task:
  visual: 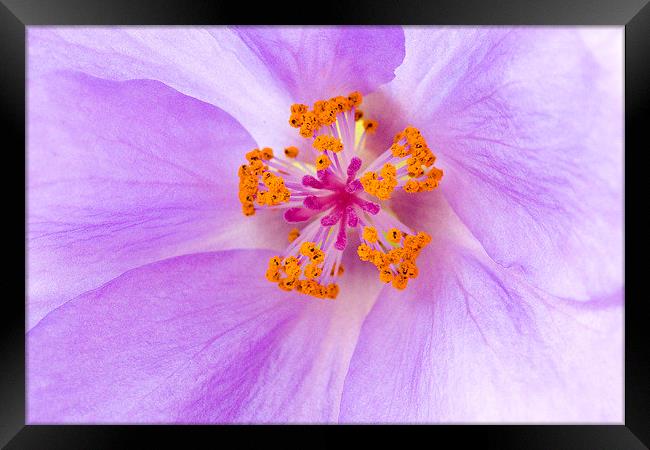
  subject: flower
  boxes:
[239,91,442,299]
[27,26,623,423]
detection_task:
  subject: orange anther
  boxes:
[347,91,363,107]
[363,119,378,134]
[291,103,308,114]
[391,274,408,290]
[362,226,378,243]
[284,146,299,158]
[316,154,331,171]
[288,228,300,243]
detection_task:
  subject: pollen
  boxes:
[360,163,398,200]
[363,119,378,134]
[315,154,332,171]
[288,228,300,243]
[288,91,363,139]
[362,226,378,243]
[357,243,374,261]
[357,230,432,291]
[265,246,340,300]
[245,149,262,162]
[237,147,291,215]
[300,241,318,259]
[391,274,409,290]
[284,146,299,158]
[291,103,309,114]
[403,179,420,193]
[313,135,343,153]
[387,228,403,245]
[347,91,363,107]
[304,263,323,279]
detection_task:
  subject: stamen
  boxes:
[356,223,432,290]
[359,126,444,200]
[288,228,300,243]
[241,93,443,299]
[288,92,362,139]
[362,226,378,243]
[284,146,299,158]
[363,119,378,134]
[265,239,340,299]
[315,154,331,171]
[237,147,296,216]
[313,135,343,153]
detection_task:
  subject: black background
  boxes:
[1,0,647,448]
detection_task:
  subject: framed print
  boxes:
[2,0,647,447]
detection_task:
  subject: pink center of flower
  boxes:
[284,157,376,252]
[237,91,443,299]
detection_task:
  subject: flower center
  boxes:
[237,92,443,300]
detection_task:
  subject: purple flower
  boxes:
[27,26,623,423]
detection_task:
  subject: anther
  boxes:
[288,228,300,243]
[316,154,331,170]
[362,226,378,243]
[284,146,299,158]
[387,228,403,245]
[313,135,344,153]
[363,119,378,134]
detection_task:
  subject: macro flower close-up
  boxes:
[27,26,623,423]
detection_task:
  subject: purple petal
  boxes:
[28,249,378,424]
[339,242,623,423]
[364,28,623,300]
[28,27,405,152]
[27,71,288,328]
[28,27,294,150]
[233,26,405,105]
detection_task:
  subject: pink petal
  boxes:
[28,249,378,424]
[364,28,623,301]
[27,71,288,328]
[29,26,405,152]
[233,26,405,105]
[339,235,623,422]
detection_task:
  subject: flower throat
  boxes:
[237,92,443,299]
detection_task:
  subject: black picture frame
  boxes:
[2,0,647,447]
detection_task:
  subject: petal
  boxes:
[29,26,405,152]
[28,249,379,424]
[27,71,289,328]
[364,28,623,300]
[339,239,623,423]
[233,26,405,105]
[28,27,293,150]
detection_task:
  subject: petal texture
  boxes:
[363,27,623,300]
[28,249,377,424]
[27,71,289,328]
[339,239,623,423]
[233,26,405,105]
[29,26,405,151]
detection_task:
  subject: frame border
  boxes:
[3,0,647,447]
